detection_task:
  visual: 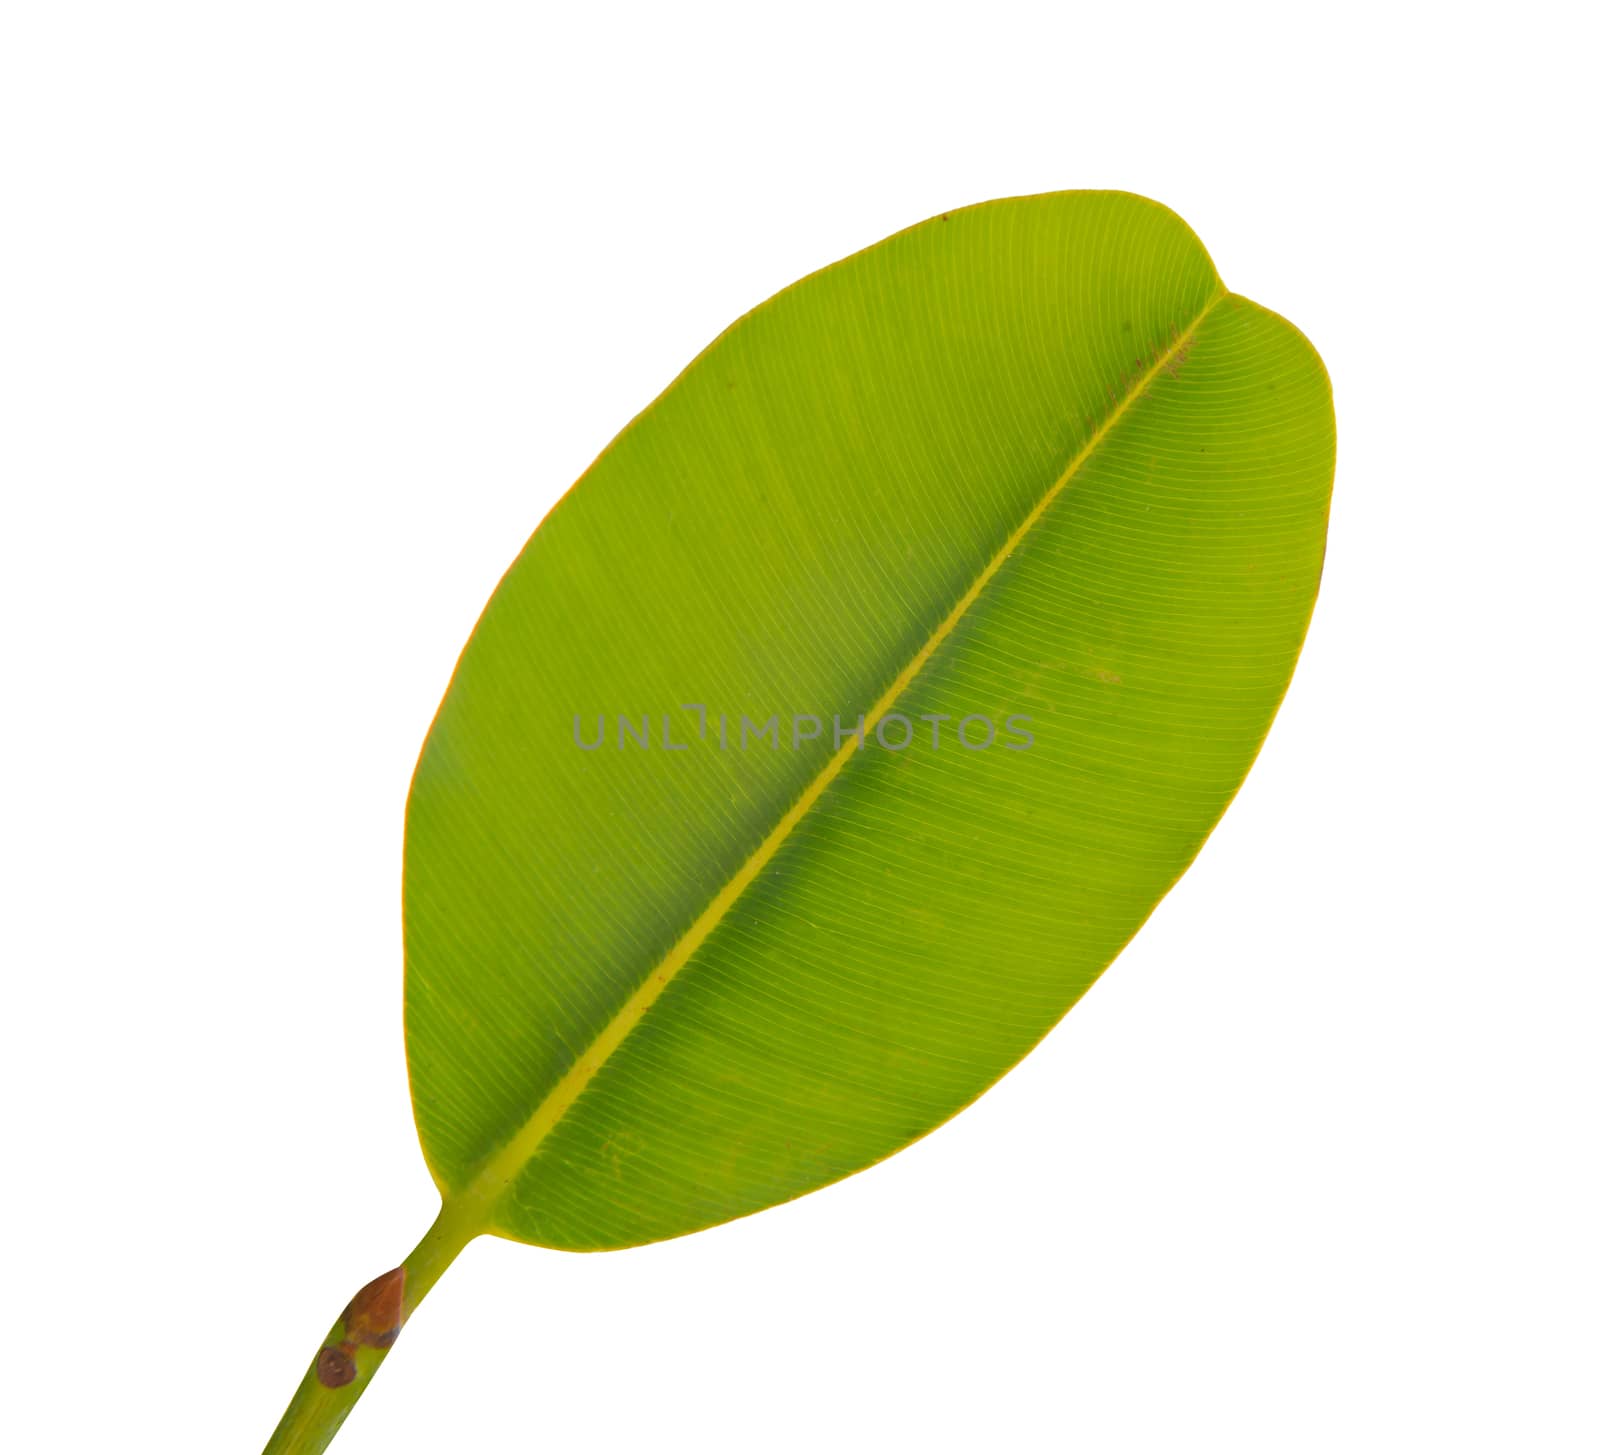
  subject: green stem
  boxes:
[262,1200,478,1454]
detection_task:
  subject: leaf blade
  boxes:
[403,192,1332,1248]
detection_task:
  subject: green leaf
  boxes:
[265,188,1332,1452]
[404,189,1333,1251]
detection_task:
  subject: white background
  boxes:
[2,4,1594,1451]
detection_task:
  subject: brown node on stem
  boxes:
[341,1266,407,1350]
[314,1266,408,1387]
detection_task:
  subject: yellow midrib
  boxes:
[448,284,1230,1233]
